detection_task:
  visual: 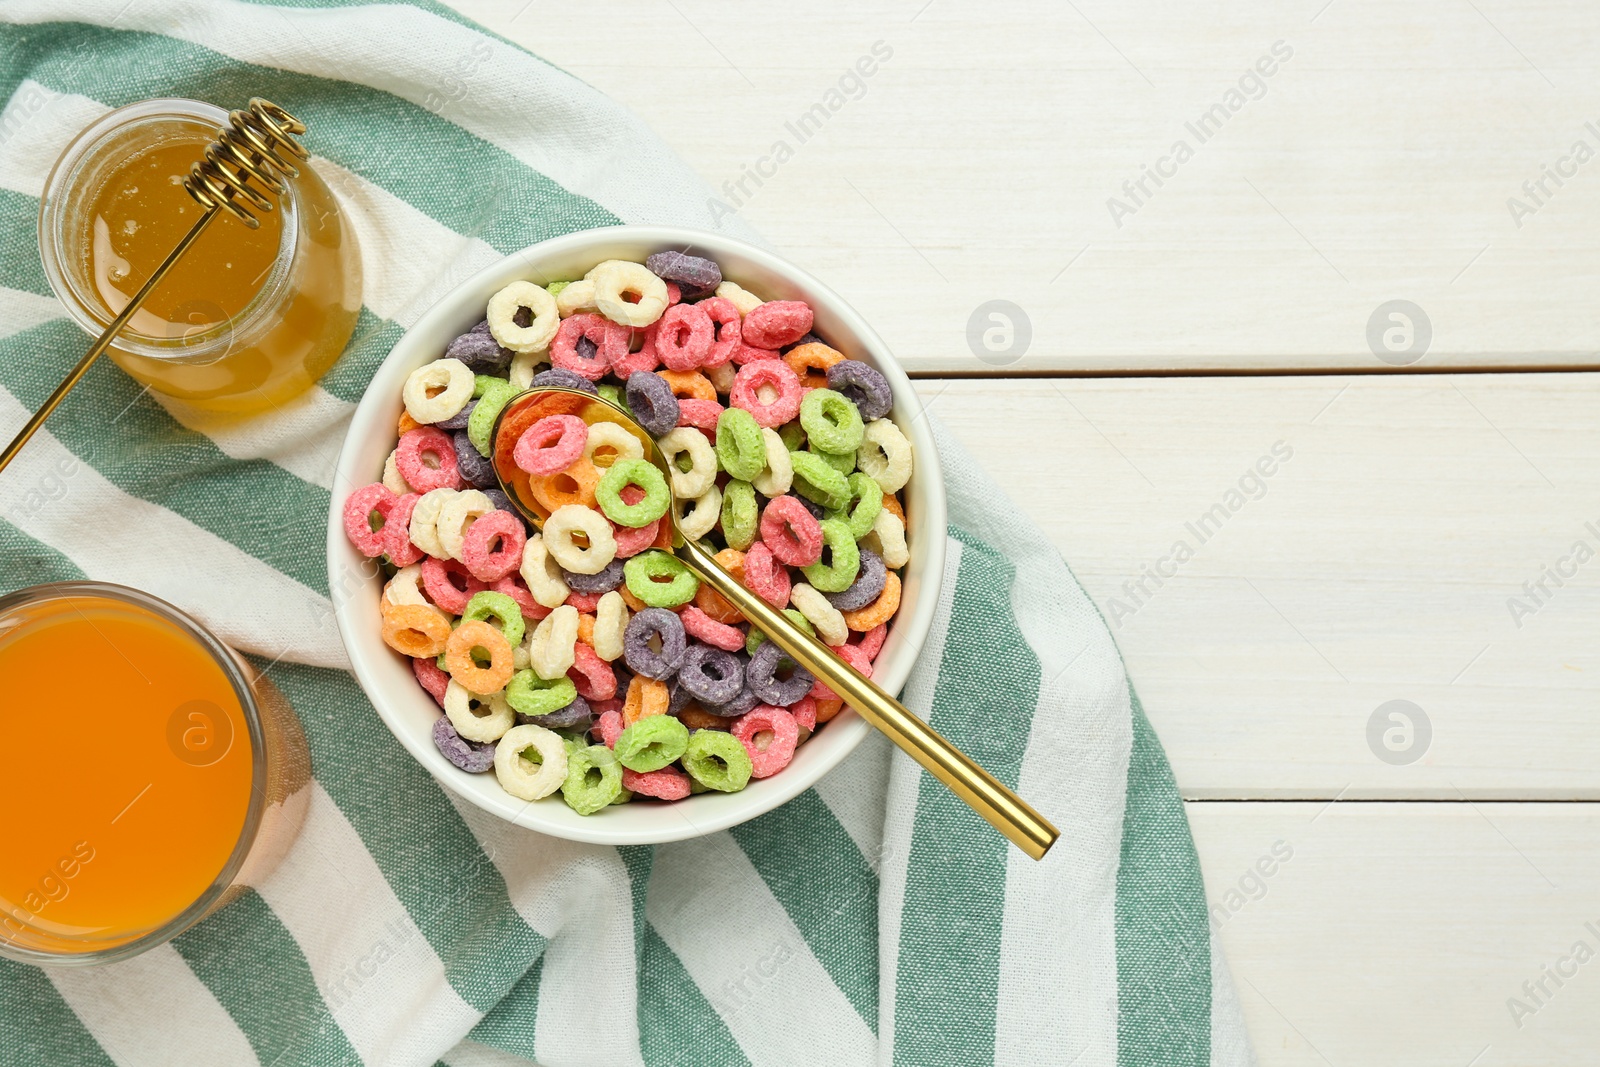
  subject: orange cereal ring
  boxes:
[842,572,900,632]
[656,369,717,403]
[695,548,746,624]
[529,457,600,512]
[618,585,648,613]
[784,342,845,390]
[881,492,904,523]
[676,702,726,730]
[398,410,422,436]
[577,613,597,647]
[445,619,515,694]
[814,697,845,723]
[380,602,451,658]
[622,675,670,726]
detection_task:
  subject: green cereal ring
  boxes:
[801,518,861,592]
[720,479,758,551]
[745,608,815,655]
[468,379,519,456]
[811,447,856,475]
[597,382,624,409]
[614,714,690,773]
[827,472,883,540]
[799,388,865,454]
[623,550,700,607]
[547,280,572,298]
[597,458,671,528]
[506,669,578,717]
[462,590,526,649]
[682,729,753,793]
[789,449,851,511]
[715,407,767,481]
[562,743,623,815]
[778,421,807,453]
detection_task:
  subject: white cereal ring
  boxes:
[790,582,848,647]
[857,419,913,494]
[862,507,908,569]
[657,427,717,498]
[520,533,570,608]
[487,280,560,354]
[383,564,429,608]
[591,260,669,328]
[527,604,579,680]
[583,421,644,469]
[402,357,475,424]
[382,449,409,495]
[676,483,721,541]
[508,349,545,390]
[706,360,737,394]
[592,590,629,662]
[435,489,494,561]
[750,427,793,497]
[715,280,763,317]
[409,488,458,559]
[444,680,515,742]
[494,723,568,800]
[556,278,598,317]
[543,504,618,575]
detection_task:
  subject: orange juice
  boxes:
[0,587,291,960]
[39,99,362,414]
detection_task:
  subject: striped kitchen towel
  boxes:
[0,3,1255,1065]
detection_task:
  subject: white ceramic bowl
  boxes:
[327,226,946,845]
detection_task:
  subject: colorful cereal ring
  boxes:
[383,493,425,566]
[750,428,793,497]
[380,602,451,657]
[403,357,475,424]
[550,313,627,380]
[741,300,814,350]
[621,675,671,726]
[460,509,526,582]
[742,542,791,608]
[681,729,753,792]
[720,479,758,551]
[827,359,893,421]
[715,406,766,481]
[788,449,852,511]
[729,360,803,428]
[828,472,883,540]
[395,427,464,493]
[653,302,714,371]
[783,341,844,390]
[622,765,691,801]
[623,551,699,608]
[543,504,618,575]
[514,414,589,476]
[623,607,687,679]
[800,518,860,593]
[759,494,824,567]
[445,620,515,695]
[343,483,397,558]
[799,388,865,454]
[467,379,519,457]
[679,604,746,652]
[843,572,901,631]
[433,716,497,773]
[506,668,578,718]
[731,705,800,778]
[657,427,718,498]
[421,556,487,615]
[568,641,617,701]
[597,458,671,528]
[699,296,742,367]
[461,590,527,649]
[614,714,690,773]
[528,458,601,513]
[413,655,451,706]
[444,681,515,742]
[624,371,681,437]
[494,724,568,800]
[562,744,623,815]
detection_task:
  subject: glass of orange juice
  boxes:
[37,98,362,415]
[0,582,310,965]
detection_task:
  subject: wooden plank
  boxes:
[449,0,1600,373]
[1189,801,1600,1066]
[922,374,1600,798]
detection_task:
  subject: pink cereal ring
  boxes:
[664,281,682,307]
[732,705,800,778]
[492,572,551,621]
[759,495,824,567]
[810,640,872,701]
[699,297,742,368]
[551,313,628,380]
[460,509,526,582]
[623,765,691,801]
[343,483,397,557]
[790,695,818,732]
[676,399,723,440]
[395,427,463,493]
[568,641,618,701]
[854,623,888,661]
[730,361,803,428]
[412,656,451,706]
[743,542,791,608]
[731,342,781,366]
[596,709,625,748]
[610,484,662,557]
[514,414,589,476]
[741,300,814,350]
[653,302,714,371]
[565,590,603,613]
[609,326,661,378]
[383,493,424,566]
[421,555,487,615]
[679,604,746,651]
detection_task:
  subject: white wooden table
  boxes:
[453,2,1600,1060]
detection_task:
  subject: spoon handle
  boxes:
[675,537,1059,860]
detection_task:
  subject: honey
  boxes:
[40,99,362,414]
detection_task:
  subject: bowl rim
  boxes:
[327,224,946,845]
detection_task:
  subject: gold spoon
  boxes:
[491,386,1059,860]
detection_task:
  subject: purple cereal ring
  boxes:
[783,332,822,353]
[625,372,681,437]
[826,360,893,422]
[532,368,599,395]
[564,557,625,594]
[623,607,687,680]
[701,680,760,718]
[445,329,513,375]
[676,642,745,706]
[824,547,887,611]
[668,676,695,716]
[482,487,515,514]
[518,692,592,729]
[646,250,722,299]
[433,716,497,773]
[787,492,826,520]
[746,640,814,707]
[453,430,498,488]
[436,397,477,432]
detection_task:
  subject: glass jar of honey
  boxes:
[38,98,362,415]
